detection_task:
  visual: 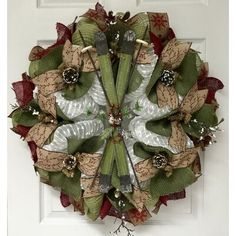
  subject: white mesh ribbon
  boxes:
[130,94,172,119]
[55,92,99,121]
[43,119,104,153]
[124,48,157,103]
[88,76,107,106]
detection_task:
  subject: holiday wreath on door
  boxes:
[9,3,224,235]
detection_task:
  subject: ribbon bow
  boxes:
[25,94,58,147]
[35,147,102,198]
[154,38,208,153]
[31,40,99,96]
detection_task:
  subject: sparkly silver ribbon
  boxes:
[43,119,104,153]
[54,91,99,121]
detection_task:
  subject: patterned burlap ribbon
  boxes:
[129,187,151,212]
[34,147,102,197]
[32,40,99,96]
[164,147,200,176]
[147,12,169,39]
[134,158,158,182]
[133,44,153,64]
[156,38,208,153]
[25,94,57,147]
[134,147,200,179]
[166,84,208,152]
[160,38,192,69]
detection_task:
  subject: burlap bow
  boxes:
[134,146,200,180]
[156,38,208,153]
[157,83,208,152]
[35,147,102,197]
[31,40,99,96]
[25,94,57,147]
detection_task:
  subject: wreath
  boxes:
[9,3,224,235]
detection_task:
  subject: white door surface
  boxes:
[8,0,228,235]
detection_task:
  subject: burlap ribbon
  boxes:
[134,158,158,182]
[133,44,153,64]
[34,148,67,171]
[167,84,208,152]
[32,40,99,96]
[38,93,57,118]
[25,94,57,147]
[164,147,200,176]
[34,147,102,197]
[129,187,151,212]
[147,13,169,39]
[25,122,57,147]
[134,147,200,179]
[160,38,192,69]
[156,39,208,153]
[80,177,101,198]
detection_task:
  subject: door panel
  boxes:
[8,0,228,235]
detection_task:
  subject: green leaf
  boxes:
[150,168,196,198]
[84,194,104,221]
[175,51,198,96]
[36,167,49,181]
[49,170,81,201]
[133,142,173,159]
[146,61,164,96]
[192,104,218,127]
[28,45,63,77]
[146,118,172,137]
[128,13,149,40]
[195,52,203,74]
[133,101,142,111]
[72,18,100,46]
[62,72,94,100]
[182,104,218,138]
[67,138,84,155]
[43,131,55,145]
[56,104,71,121]
[28,99,41,111]
[67,136,104,155]
[12,109,39,127]
[147,85,158,104]
[127,68,143,93]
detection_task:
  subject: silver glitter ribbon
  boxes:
[124,48,157,103]
[43,119,104,153]
[54,91,99,121]
[130,94,172,119]
[88,76,107,106]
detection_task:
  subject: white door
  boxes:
[8,0,228,235]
